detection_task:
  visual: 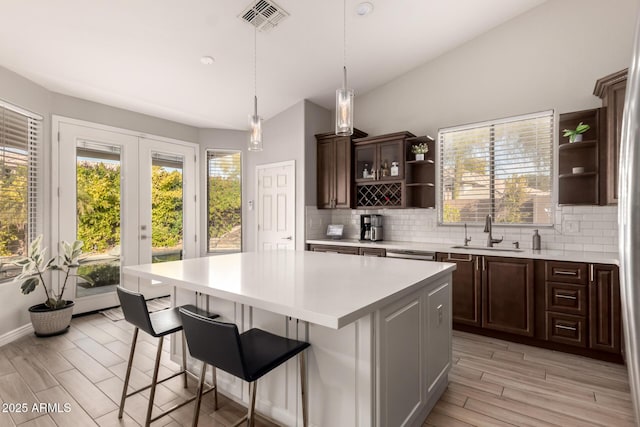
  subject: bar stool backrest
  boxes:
[117,286,155,335]
[179,308,248,380]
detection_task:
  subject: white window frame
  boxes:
[437,110,555,227]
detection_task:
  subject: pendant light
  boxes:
[336,0,354,136]
[249,25,263,151]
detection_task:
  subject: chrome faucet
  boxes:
[464,223,472,246]
[484,214,503,247]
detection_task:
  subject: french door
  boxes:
[56,119,197,313]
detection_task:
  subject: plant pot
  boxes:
[415,153,425,161]
[28,301,74,337]
[571,134,583,143]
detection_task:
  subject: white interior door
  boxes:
[57,119,198,312]
[256,161,295,251]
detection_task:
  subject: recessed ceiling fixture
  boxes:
[200,56,215,65]
[336,0,354,136]
[356,2,374,17]
[248,26,263,151]
[239,0,289,32]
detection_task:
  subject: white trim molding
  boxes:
[0,323,34,347]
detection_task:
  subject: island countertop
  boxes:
[124,250,455,329]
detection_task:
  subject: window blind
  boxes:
[0,105,41,280]
[439,110,553,226]
[207,150,242,253]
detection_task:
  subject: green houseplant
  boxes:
[13,235,92,336]
[411,142,429,161]
[562,122,590,143]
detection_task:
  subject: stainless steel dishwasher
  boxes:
[385,249,437,261]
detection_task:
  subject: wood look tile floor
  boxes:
[0,313,635,427]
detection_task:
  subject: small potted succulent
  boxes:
[411,142,429,161]
[562,122,590,143]
[13,235,92,336]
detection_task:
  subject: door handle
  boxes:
[140,234,148,240]
[282,236,293,240]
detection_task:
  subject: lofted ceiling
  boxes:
[0,0,546,130]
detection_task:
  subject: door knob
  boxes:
[282,236,293,240]
[140,234,148,240]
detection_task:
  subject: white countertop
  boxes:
[306,239,620,265]
[123,251,455,329]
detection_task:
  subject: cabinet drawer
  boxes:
[545,282,587,316]
[545,261,588,284]
[359,247,386,257]
[308,244,360,255]
[546,312,587,347]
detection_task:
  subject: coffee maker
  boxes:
[360,215,372,241]
[370,214,383,241]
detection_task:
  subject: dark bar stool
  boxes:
[179,307,310,427]
[116,286,219,426]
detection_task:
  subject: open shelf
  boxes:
[558,172,597,179]
[558,140,597,150]
[406,159,435,164]
[406,182,435,187]
[404,136,436,208]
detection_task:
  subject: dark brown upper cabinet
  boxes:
[316,129,367,209]
[404,136,436,208]
[557,108,607,205]
[594,68,627,205]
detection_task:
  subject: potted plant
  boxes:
[411,142,429,161]
[562,122,590,143]
[13,235,92,337]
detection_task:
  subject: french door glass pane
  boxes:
[151,153,184,263]
[75,142,122,298]
[207,151,241,254]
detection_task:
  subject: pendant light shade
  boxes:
[336,67,354,136]
[336,0,354,136]
[248,26,263,151]
[248,96,263,151]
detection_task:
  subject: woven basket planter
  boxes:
[28,301,74,337]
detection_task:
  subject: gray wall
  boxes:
[0,64,202,339]
[353,0,638,137]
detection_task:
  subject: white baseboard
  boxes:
[0,323,34,347]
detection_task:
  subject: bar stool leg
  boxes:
[300,352,308,427]
[212,365,218,410]
[182,330,188,388]
[192,361,207,427]
[247,381,257,427]
[145,336,164,427]
[118,327,139,419]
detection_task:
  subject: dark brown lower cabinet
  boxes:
[307,244,385,257]
[589,264,621,353]
[482,257,535,337]
[546,312,587,347]
[436,253,481,327]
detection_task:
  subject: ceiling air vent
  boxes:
[239,0,289,32]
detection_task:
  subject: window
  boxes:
[0,104,41,280]
[439,110,553,226]
[207,150,241,253]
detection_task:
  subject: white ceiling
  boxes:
[0,0,546,130]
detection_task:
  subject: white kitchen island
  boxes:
[124,251,455,427]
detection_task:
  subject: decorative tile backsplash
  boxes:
[306,205,618,253]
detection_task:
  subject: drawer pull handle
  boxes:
[556,294,577,300]
[555,324,577,331]
[555,270,578,276]
[447,254,473,262]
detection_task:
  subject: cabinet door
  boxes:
[482,257,534,337]
[437,253,481,327]
[334,136,352,208]
[316,139,334,209]
[605,79,625,205]
[589,264,621,353]
[378,140,404,180]
[354,144,376,182]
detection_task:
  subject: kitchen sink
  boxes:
[450,245,524,253]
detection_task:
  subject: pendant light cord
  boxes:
[343,0,347,72]
[254,25,257,115]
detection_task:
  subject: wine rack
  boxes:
[356,182,404,208]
